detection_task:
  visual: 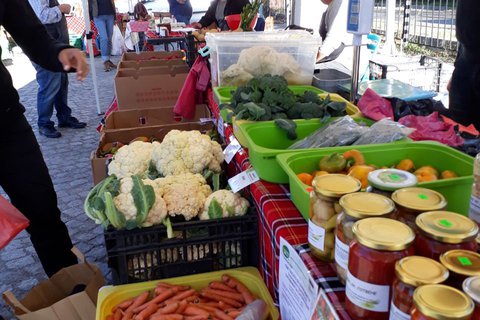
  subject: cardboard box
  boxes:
[121,51,184,62]
[118,58,187,70]
[3,254,105,320]
[91,122,214,184]
[114,66,189,110]
[103,104,211,131]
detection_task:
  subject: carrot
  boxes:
[176,300,188,314]
[135,288,174,313]
[183,305,210,317]
[113,297,135,312]
[121,309,134,320]
[134,303,158,320]
[227,310,241,318]
[209,281,237,293]
[194,303,222,314]
[200,292,242,308]
[113,308,123,320]
[214,310,234,320]
[156,283,190,291]
[184,316,208,320]
[165,289,196,303]
[186,295,201,303]
[124,291,150,315]
[202,288,244,302]
[155,302,179,315]
[222,275,254,304]
[106,315,114,320]
[296,173,313,186]
[150,315,184,320]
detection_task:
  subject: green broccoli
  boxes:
[274,118,298,140]
[298,90,323,104]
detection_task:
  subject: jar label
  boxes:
[334,235,349,270]
[389,301,410,320]
[469,195,480,223]
[308,220,325,251]
[346,271,390,312]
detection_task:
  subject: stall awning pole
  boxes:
[383,0,396,55]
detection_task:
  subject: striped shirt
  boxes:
[28,0,62,24]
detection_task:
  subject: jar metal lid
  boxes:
[352,217,415,251]
[413,284,474,319]
[392,187,447,212]
[339,192,395,219]
[416,211,478,244]
[368,169,418,191]
[395,256,449,287]
[440,250,480,277]
[463,276,480,304]
[312,174,361,198]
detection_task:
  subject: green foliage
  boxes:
[208,199,224,219]
[274,118,298,140]
[131,175,155,226]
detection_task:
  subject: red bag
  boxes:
[357,88,394,121]
[0,196,29,250]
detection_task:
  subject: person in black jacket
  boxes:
[0,0,88,277]
[191,0,250,30]
[448,0,480,130]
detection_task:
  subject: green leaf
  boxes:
[203,169,214,180]
[146,161,161,180]
[208,199,224,219]
[131,175,155,226]
[125,220,138,230]
[212,173,221,192]
[84,176,118,224]
[163,217,174,239]
[104,192,126,229]
[226,205,236,217]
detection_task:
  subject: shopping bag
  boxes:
[357,88,394,121]
[111,25,126,56]
[0,195,29,250]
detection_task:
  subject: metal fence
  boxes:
[372,0,457,51]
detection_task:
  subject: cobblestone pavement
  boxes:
[0,54,117,319]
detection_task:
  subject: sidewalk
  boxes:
[0,53,117,320]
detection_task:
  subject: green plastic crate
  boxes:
[276,142,474,220]
[213,85,327,105]
[238,116,374,183]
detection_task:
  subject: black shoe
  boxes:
[58,117,87,129]
[39,126,62,138]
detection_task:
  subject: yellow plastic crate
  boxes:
[96,267,279,320]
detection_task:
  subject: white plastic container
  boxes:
[205,31,321,87]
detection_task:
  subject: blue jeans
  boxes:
[94,15,114,62]
[33,64,72,128]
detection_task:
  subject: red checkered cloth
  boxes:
[66,16,85,35]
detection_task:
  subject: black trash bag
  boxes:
[388,98,448,121]
[455,129,480,156]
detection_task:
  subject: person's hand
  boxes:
[59,3,72,14]
[58,48,89,80]
[191,22,202,29]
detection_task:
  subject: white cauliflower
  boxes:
[151,130,224,176]
[199,190,249,220]
[221,64,254,86]
[153,173,212,221]
[108,141,158,179]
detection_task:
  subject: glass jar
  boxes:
[411,285,474,320]
[440,250,480,290]
[415,211,479,260]
[334,192,395,285]
[392,188,447,231]
[367,169,417,198]
[309,174,361,262]
[463,276,480,320]
[390,256,449,320]
[345,218,415,320]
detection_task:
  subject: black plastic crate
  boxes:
[104,209,259,284]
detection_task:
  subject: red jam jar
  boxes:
[440,250,480,290]
[463,276,480,320]
[390,256,449,320]
[415,211,478,260]
[346,217,415,320]
[411,284,474,320]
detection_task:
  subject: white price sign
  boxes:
[217,116,225,138]
[223,138,242,164]
[228,168,259,193]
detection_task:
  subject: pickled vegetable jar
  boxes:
[392,188,447,231]
[367,169,417,198]
[440,250,480,290]
[335,192,395,285]
[463,276,480,320]
[415,211,478,260]
[309,174,361,262]
[390,256,449,320]
[411,284,474,320]
[346,218,415,320]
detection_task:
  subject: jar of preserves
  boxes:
[415,211,479,260]
[309,174,361,262]
[392,188,447,231]
[335,192,395,285]
[367,169,417,198]
[390,256,449,320]
[463,276,480,320]
[411,284,474,320]
[346,218,415,320]
[440,250,480,290]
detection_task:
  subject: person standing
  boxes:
[168,0,193,25]
[28,0,87,138]
[89,0,116,71]
[191,0,250,30]
[1,0,89,276]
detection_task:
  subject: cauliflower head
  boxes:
[154,173,212,220]
[221,64,254,87]
[151,130,224,176]
[199,190,250,220]
[108,141,158,179]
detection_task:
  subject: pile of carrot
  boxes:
[105,274,260,320]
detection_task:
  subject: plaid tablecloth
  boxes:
[207,90,352,319]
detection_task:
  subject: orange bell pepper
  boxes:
[297,173,313,186]
[348,165,375,189]
[343,149,365,166]
[415,166,439,178]
[441,170,458,179]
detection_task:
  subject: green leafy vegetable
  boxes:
[274,118,298,140]
[163,217,174,239]
[104,191,126,229]
[208,198,224,219]
[131,175,155,226]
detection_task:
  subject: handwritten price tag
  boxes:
[228,168,259,193]
[223,138,242,164]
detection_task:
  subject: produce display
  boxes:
[97,137,155,159]
[104,274,265,320]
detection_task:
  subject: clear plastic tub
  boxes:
[205,31,321,87]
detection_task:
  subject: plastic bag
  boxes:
[353,118,415,145]
[357,88,394,121]
[288,116,369,149]
[236,300,269,320]
[111,25,126,56]
[0,195,29,249]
